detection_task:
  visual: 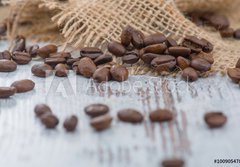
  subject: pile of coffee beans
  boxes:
[34,103,78,132]
[227,58,240,84]
[108,26,214,81]
[187,12,240,39]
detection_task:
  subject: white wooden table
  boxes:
[0,41,240,167]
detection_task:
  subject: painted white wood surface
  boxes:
[0,41,240,167]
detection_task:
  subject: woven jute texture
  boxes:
[7,0,240,75]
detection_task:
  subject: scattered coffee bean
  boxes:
[168,46,191,57]
[108,41,126,57]
[12,35,26,52]
[162,158,184,167]
[94,54,113,65]
[234,29,240,39]
[227,68,240,83]
[204,112,227,128]
[201,38,214,53]
[31,63,53,77]
[12,51,32,65]
[90,114,112,131]
[190,52,214,64]
[165,37,178,47]
[176,56,190,70]
[40,113,59,129]
[26,44,39,57]
[80,47,103,59]
[191,58,211,72]
[78,57,97,78]
[131,29,145,49]
[143,44,167,54]
[44,57,66,67]
[143,33,166,46]
[0,60,17,72]
[11,79,35,93]
[63,115,78,132]
[0,87,16,98]
[122,51,139,64]
[182,67,198,81]
[84,103,109,117]
[55,63,69,77]
[220,28,234,38]
[93,67,111,82]
[37,44,57,59]
[182,36,206,53]
[151,56,176,72]
[117,109,143,123]
[209,14,230,30]
[149,109,173,122]
[121,26,133,46]
[0,50,11,60]
[34,104,52,117]
[110,65,128,82]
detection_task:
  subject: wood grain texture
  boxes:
[0,41,240,167]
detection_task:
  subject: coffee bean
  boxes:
[182,36,206,53]
[12,51,32,65]
[234,29,240,39]
[165,37,178,47]
[227,68,240,83]
[80,47,103,59]
[78,57,97,78]
[168,46,191,57]
[90,114,112,131]
[50,52,71,59]
[162,158,184,167]
[122,52,139,64]
[191,58,211,72]
[31,63,53,77]
[204,112,227,128]
[176,56,190,70]
[0,22,7,35]
[37,44,58,59]
[0,87,16,98]
[44,57,66,67]
[121,26,133,46]
[11,79,35,93]
[209,14,230,30]
[0,60,17,72]
[94,54,113,65]
[182,67,198,81]
[55,63,69,77]
[93,67,111,82]
[131,29,145,49]
[63,115,78,132]
[141,53,161,64]
[34,104,52,117]
[67,58,80,67]
[40,113,59,129]
[110,65,128,82]
[235,58,240,68]
[220,28,234,38]
[0,50,11,60]
[143,44,167,54]
[12,35,26,52]
[84,103,109,117]
[117,109,143,123]
[189,12,204,26]
[143,33,166,46]
[26,44,39,57]
[108,41,126,57]
[149,109,173,122]
[201,38,214,53]
[190,52,214,64]
[151,56,176,72]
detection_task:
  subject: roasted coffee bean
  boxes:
[0,87,16,98]
[143,33,166,46]
[220,28,234,38]
[162,158,185,167]
[12,35,26,52]
[55,63,69,77]
[108,41,126,57]
[37,44,58,59]
[165,37,178,47]
[209,14,230,30]
[12,51,32,65]
[31,63,53,77]
[80,47,103,59]
[122,53,139,64]
[191,58,211,72]
[110,65,128,82]
[0,50,11,60]
[34,104,52,117]
[204,112,227,128]
[131,29,145,49]
[40,113,59,129]
[0,60,17,72]
[63,115,78,132]
[50,52,71,59]
[234,29,240,39]
[117,109,143,123]
[201,38,214,53]
[26,44,39,57]
[94,54,113,65]
[190,52,214,64]
[90,114,112,131]
[0,22,7,35]
[143,44,167,54]
[121,26,133,46]
[67,58,80,67]
[189,12,204,26]
[141,53,161,64]
[44,57,66,67]
[168,46,191,57]
[182,36,206,53]
[227,68,240,83]
[11,79,35,93]
[149,109,173,122]
[151,56,176,72]
[72,61,80,74]
[78,57,97,78]
[93,67,111,82]
[235,58,240,68]
[182,67,198,81]
[176,56,190,70]
[85,103,109,117]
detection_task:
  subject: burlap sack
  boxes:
[7,0,240,75]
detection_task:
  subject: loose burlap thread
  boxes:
[7,0,240,75]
